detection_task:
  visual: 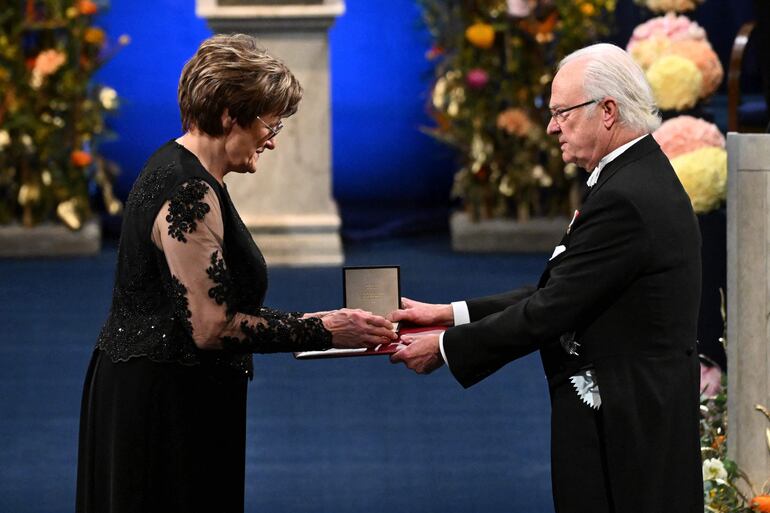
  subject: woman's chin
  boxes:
[231,163,258,174]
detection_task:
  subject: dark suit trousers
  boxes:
[550,383,615,513]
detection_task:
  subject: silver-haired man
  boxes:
[390,43,703,513]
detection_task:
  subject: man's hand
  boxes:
[390,332,444,374]
[388,297,454,327]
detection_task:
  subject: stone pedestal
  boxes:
[196,0,344,266]
[0,220,100,257]
[726,133,770,484]
[450,212,567,253]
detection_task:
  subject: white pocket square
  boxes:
[550,245,566,260]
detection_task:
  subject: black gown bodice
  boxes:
[96,141,331,377]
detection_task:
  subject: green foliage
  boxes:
[0,0,126,229]
[417,0,616,221]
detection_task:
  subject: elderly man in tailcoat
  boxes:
[390,43,704,513]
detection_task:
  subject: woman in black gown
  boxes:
[76,34,397,513]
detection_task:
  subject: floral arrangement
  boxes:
[646,55,703,110]
[0,0,127,230]
[653,115,724,158]
[700,383,770,511]
[627,14,723,110]
[653,116,726,214]
[627,12,706,47]
[633,0,704,13]
[670,147,726,213]
[418,0,616,221]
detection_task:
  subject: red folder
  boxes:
[294,325,447,359]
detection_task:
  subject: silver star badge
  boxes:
[560,331,580,356]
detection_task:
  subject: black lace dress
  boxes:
[76,141,333,513]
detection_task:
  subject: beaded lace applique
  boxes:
[166,179,211,243]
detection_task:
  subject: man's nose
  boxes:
[546,117,560,134]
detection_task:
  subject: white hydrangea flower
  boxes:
[99,87,119,110]
[702,458,727,481]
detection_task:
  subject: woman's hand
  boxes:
[388,297,454,327]
[321,309,398,349]
[301,311,332,319]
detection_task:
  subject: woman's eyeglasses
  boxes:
[256,116,284,140]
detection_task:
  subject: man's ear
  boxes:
[602,98,619,129]
[221,109,234,134]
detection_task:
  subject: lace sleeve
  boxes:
[152,178,332,353]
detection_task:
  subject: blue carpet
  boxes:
[0,234,555,513]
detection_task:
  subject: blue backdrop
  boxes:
[95,0,756,237]
[95,0,455,238]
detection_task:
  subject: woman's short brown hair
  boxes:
[178,34,302,136]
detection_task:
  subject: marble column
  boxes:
[196,0,344,266]
[726,133,770,484]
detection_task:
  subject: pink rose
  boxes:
[466,68,489,90]
[507,0,531,17]
[653,115,725,160]
[627,13,706,53]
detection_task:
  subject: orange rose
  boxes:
[33,49,66,76]
[496,108,533,137]
[77,0,98,15]
[465,22,495,49]
[71,150,93,167]
[84,27,106,46]
[580,3,596,16]
[752,496,770,512]
[711,435,725,449]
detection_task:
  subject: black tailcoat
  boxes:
[443,136,704,513]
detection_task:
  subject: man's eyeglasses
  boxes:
[549,99,599,124]
[256,116,284,140]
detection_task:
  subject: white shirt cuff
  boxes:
[439,331,449,367]
[441,301,470,369]
[451,301,470,326]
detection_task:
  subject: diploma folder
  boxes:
[294,266,446,359]
[294,325,447,359]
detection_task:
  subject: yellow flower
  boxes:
[644,0,702,13]
[629,36,671,70]
[646,55,702,110]
[665,40,723,98]
[671,147,727,214]
[84,27,106,46]
[580,3,596,16]
[465,22,495,49]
